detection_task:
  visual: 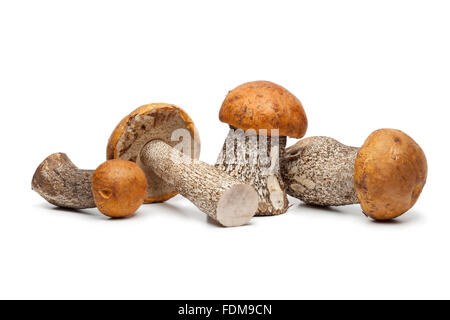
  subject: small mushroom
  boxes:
[31,154,147,218]
[215,81,308,215]
[32,103,259,227]
[281,129,428,220]
[92,159,147,218]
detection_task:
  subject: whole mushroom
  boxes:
[32,103,259,227]
[281,129,428,220]
[215,81,308,216]
[32,155,147,218]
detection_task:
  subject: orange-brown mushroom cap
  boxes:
[92,159,148,218]
[219,81,308,138]
[107,103,200,204]
[354,129,427,220]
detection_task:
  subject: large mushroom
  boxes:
[32,103,259,227]
[281,129,428,220]
[215,81,308,215]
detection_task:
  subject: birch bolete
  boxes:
[32,154,148,218]
[32,103,259,227]
[281,129,428,221]
[215,81,308,216]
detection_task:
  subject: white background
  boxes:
[0,0,449,299]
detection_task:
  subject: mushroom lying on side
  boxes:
[32,103,259,227]
[215,81,308,216]
[32,155,148,218]
[281,129,427,220]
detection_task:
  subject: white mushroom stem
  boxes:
[140,140,259,227]
[215,128,289,216]
[281,136,360,206]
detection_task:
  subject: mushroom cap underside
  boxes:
[354,128,427,220]
[219,80,308,138]
[107,103,201,203]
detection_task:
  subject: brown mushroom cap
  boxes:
[107,103,200,203]
[219,81,308,138]
[92,159,148,218]
[354,129,427,220]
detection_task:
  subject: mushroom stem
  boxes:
[281,136,360,206]
[140,140,259,227]
[32,153,95,209]
[215,128,289,215]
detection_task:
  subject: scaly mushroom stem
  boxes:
[32,153,95,209]
[281,136,360,206]
[140,140,259,227]
[215,128,289,216]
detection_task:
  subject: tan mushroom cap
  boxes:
[107,103,200,204]
[219,81,308,138]
[354,129,427,220]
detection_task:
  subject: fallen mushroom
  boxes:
[32,103,259,227]
[32,154,147,218]
[215,81,308,215]
[281,129,428,220]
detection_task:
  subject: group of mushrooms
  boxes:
[32,81,428,227]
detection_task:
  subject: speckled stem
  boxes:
[281,136,360,206]
[32,153,95,209]
[140,140,258,227]
[215,128,289,216]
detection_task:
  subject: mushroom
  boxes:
[31,154,147,218]
[32,103,259,227]
[281,129,428,220]
[92,159,147,218]
[215,81,308,215]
